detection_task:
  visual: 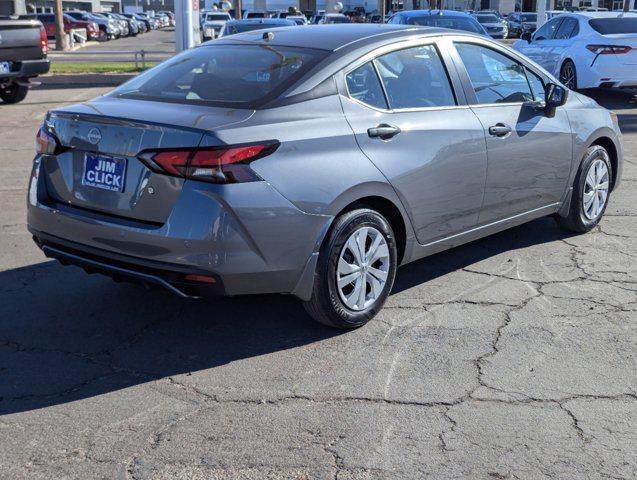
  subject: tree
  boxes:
[53,0,68,51]
[624,0,631,13]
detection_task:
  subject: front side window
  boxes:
[526,68,546,103]
[346,62,387,110]
[533,17,562,40]
[112,44,325,107]
[374,45,456,109]
[455,43,534,105]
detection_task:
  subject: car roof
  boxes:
[569,11,637,18]
[395,9,475,18]
[226,18,294,25]
[214,24,444,51]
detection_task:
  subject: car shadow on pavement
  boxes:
[0,216,576,416]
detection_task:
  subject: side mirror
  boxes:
[521,31,532,42]
[544,83,568,117]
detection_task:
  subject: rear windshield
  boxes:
[223,22,289,34]
[408,15,484,33]
[111,44,326,108]
[326,16,351,23]
[519,14,537,22]
[589,18,637,34]
[206,14,229,21]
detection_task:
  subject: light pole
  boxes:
[53,0,68,51]
[175,0,201,52]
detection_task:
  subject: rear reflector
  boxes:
[184,274,216,284]
[138,141,279,184]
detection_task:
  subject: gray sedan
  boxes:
[28,25,623,328]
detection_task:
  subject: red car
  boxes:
[27,13,99,41]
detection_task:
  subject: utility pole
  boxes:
[624,0,631,13]
[53,0,68,51]
[235,0,242,19]
[378,0,385,23]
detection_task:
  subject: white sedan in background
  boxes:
[202,12,232,40]
[514,12,637,90]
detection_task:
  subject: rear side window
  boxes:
[589,18,637,34]
[346,62,387,109]
[375,45,456,109]
[112,44,325,108]
[554,17,579,39]
[455,43,534,104]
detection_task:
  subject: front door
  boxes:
[453,41,573,224]
[339,42,488,245]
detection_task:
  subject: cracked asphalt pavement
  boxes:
[0,86,635,479]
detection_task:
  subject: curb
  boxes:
[37,74,135,88]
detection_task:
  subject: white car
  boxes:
[473,13,508,38]
[286,15,308,25]
[202,12,232,40]
[514,12,637,90]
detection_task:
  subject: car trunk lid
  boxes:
[41,98,254,224]
[603,34,637,65]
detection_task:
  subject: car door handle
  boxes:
[367,124,401,140]
[488,123,512,137]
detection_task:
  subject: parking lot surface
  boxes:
[48,29,175,63]
[0,86,635,479]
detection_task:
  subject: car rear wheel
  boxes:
[555,145,612,233]
[303,208,397,329]
[0,83,28,104]
[560,60,577,90]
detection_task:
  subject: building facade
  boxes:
[1,0,122,14]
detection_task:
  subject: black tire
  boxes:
[555,145,612,233]
[303,208,398,329]
[560,60,578,90]
[0,83,28,104]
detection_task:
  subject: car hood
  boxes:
[53,96,256,132]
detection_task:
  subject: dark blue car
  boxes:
[387,9,488,36]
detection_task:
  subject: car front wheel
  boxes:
[303,208,398,329]
[556,145,612,233]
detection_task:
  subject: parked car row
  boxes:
[16,10,173,42]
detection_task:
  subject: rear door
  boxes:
[451,40,572,224]
[516,17,563,71]
[339,38,488,245]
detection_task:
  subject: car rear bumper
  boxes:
[0,58,50,81]
[578,56,637,89]
[27,156,332,300]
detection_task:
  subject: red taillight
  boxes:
[586,44,632,55]
[39,26,48,55]
[35,125,61,155]
[139,142,278,184]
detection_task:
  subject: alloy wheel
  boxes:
[336,226,390,311]
[560,63,576,90]
[582,158,609,220]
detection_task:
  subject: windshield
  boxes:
[206,14,229,21]
[112,44,325,108]
[519,14,537,22]
[408,15,484,33]
[476,14,499,23]
[589,18,637,34]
